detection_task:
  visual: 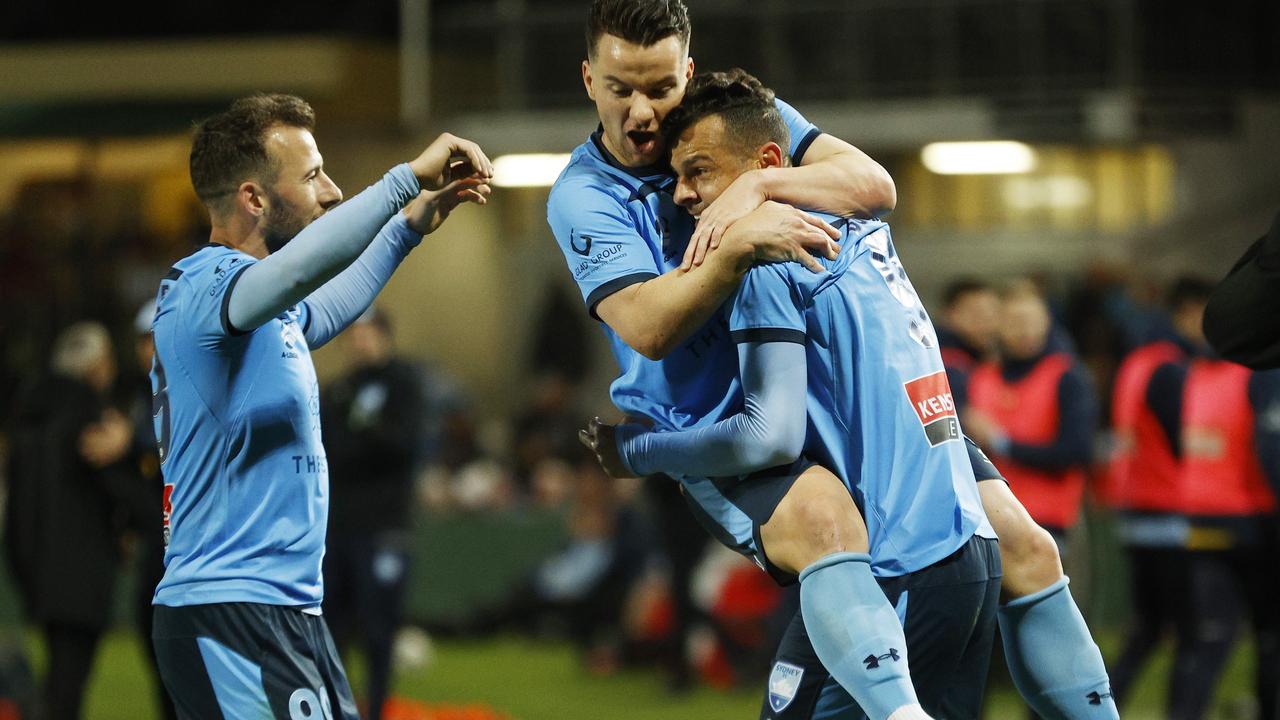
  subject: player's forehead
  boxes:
[671,115,730,166]
[593,33,687,85]
[263,124,322,176]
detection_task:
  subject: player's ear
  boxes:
[757,142,785,170]
[685,55,695,81]
[237,181,266,218]
[582,60,595,101]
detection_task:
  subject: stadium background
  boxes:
[0,1,1277,718]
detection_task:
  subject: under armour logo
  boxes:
[863,649,901,669]
[1086,689,1114,706]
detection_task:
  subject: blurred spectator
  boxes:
[461,450,655,673]
[1167,354,1280,719]
[965,280,1098,546]
[1101,277,1214,710]
[123,301,177,720]
[3,322,135,719]
[322,307,427,720]
[937,277,1000,411]
[1203,210,1280,369]
[512,373,587,504]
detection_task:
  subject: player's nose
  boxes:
[673,178,697,209]
[629,95,655,125]
[317,172,343,209]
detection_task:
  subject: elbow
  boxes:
[868,164,897,216]
[749,424,805,470]
[624,329,679,361]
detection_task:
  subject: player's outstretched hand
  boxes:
[409,133,494,192]
[720,201,841,274]
[578,416,638,479]
[402,161,492,235]
[684,170,768,270]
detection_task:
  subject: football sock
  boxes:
[998,577,1118,719]
[799,552,928,720]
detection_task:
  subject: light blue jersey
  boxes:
[729,217,994,576]
[547,99,821,432]
[152,245,330,608]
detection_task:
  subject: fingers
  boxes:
[578,417,604,451]
[450,137,493,179]
[799,211,841,240]
[798,249,826,274]
[681,234,698,271]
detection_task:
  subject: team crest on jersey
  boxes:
[768,661,804,712]
[905,371,962,447]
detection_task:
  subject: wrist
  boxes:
[614,424,646,476]
[750,167,778,202]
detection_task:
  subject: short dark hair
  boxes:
[189,93,316,208]
[585,0,690,60]
[660,69,790,160]
[943,278,995,309]
[1166,275,1215,312]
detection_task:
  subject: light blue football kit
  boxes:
[152,164,423,719]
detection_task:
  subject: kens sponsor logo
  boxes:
[904,371,961,447]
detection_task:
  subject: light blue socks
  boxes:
[799,553,923,720]
[998,577,1118,719]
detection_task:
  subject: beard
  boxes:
[262,194,312,254]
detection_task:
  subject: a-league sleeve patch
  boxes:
[768,661,804,712]
[904,371,962,446]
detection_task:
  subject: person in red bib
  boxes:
[1166,353,1280,720]
[965,281,1098,545]
[1103,277,1213,711]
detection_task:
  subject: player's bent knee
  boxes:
[762,468,868,575]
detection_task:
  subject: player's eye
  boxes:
[649,86,673,100]
[610,86,631,98]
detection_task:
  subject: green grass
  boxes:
[11,629,1260,719]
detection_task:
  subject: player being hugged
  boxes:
[148,93,491,719]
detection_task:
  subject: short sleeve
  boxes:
[729,264,806,345]
[774,97,822,166]
[547,175,662,318]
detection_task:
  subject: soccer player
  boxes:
[553,2,1114,718]
[587,68,1001,719]
[149,93,491,719]
[552,2,924,715]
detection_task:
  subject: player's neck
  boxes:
[208,222,269,260]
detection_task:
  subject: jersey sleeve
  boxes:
[774,97,822,165]
[180,248,259,348]
[547,175,661,318]
[728,264,807,345]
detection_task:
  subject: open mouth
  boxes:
[626,130,658,155]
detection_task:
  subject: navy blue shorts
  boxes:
[153,603,358,720]
[760,535,1003,719]
[678,457,815,586]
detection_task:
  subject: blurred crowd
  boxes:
[1,200,1278,719]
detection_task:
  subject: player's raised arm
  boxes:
[299,168,492,349]
[227,134,492,334]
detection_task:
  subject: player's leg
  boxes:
[758,464,930,720]
[1239,543,1280,720]
[756,608,857,720]
[890,536,1002,718]
[977,479,1117,720]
